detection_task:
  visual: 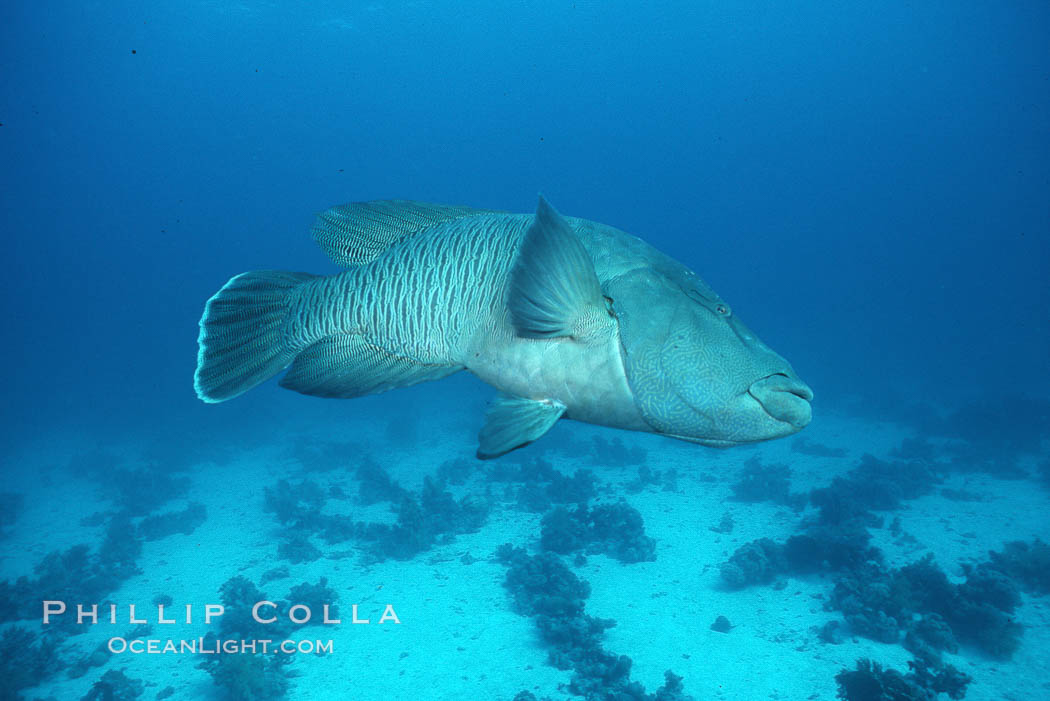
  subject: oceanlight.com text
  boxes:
[108,637,335,655]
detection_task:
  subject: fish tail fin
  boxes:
[194,270,319,403]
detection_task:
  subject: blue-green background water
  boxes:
[3,1,1048,439]
[1,3,1048,700]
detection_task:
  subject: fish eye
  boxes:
[715,304,730,316]
[603,296,616,316]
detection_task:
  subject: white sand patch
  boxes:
[4,403,1048,700]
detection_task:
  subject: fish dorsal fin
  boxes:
[312,200,497,267]
[508,196,605,339]
[477,393,566,459]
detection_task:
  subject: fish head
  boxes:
[605,267,812,446]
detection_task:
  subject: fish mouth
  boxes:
[656,374,813,447]
[655,432,743,447]
[748,373,813,428]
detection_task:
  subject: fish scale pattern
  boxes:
[331,214,532,363]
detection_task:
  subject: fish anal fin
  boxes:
[279,335,461,398]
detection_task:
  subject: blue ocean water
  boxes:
[1,2,1048,700]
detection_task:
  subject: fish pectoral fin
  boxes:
[312,200,498,267]
[279,335,461,398]
[508,195,605,339]
[476,393,566,459]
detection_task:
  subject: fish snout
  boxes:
[748,373,813,428]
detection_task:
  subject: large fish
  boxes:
[195,197,812,457]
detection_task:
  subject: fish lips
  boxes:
[748,372,814,429]
[667,378,813,447]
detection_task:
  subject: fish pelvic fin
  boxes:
[508,195,606,339]
[194,270,318,402]
[477,392,566,459]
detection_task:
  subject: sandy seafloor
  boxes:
[2,396,1048,701]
